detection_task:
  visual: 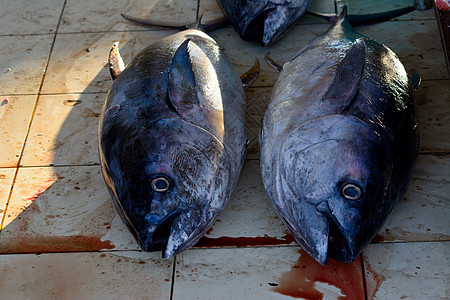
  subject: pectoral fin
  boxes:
[108,42,125,80]
[240,58,260,90]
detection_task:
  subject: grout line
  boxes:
[0,32,55,38]
[0,239,448,256]
[0,0,68,231]
[361,255,368,300]
[170,256,177,300]
[418,152,450,156]
[0,91,108,97]
[196,0,200,21]
[17,163,100,169]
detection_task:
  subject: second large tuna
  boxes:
[260,7,419,265]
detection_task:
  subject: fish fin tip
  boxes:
[264,52,283,72]
[121,12,188,30]
[168,39,198,112]
[162,250,174,259]
[340,5,348,18]
[241,58,260,89]
[108,41,125,80]
[409,69,421,91]
[414,0,433,11]
[323,38,366,112]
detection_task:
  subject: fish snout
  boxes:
[315,200,357,263]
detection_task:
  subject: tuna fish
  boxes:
[99,29,258,258]
[259,6,419,265]
[122,1,431,47]
[216,0,311,46]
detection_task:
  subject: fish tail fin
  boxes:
[339,5,348,20]
[121,11,230,33]
[121,12,189,31]
[305,6,347,24]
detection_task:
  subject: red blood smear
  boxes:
[272,249,365,300]
[371,234,384,243]
[364,255,386,299]
[12,235,114,253]
[194,233,295,248]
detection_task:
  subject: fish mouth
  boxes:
[141,211,182,254]
[315,201,356,264]
[283,200,357,266]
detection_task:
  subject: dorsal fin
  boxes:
[168,39,198,113]
[323,38,366,112]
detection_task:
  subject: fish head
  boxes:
[102,117,231,258]
[276,115,392,265]
[236,0,310,46]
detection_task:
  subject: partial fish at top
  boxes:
[121,0,432,46]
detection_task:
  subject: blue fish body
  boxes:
[99,30,246,257]
[260,7,419,265]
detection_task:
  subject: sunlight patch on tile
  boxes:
[0,0,64,35]
[0,166,116,253]
[0,95,37,168]
[0,35,53,94]
[0,168,16,230]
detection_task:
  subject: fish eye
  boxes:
[341,183,362,200]
[151,175,172,192]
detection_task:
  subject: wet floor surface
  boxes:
[0,0,449,299]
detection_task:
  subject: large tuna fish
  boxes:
[259,6,419,265]
[99,29,258,258]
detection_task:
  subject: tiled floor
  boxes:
[0,0,448,299]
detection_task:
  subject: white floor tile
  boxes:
[195,160,293,249]
[363,241,449,299]
[0,251,173,299]
[60,0,198,33]
[174,246,365,300]
[22,93,105,166]
[0,0,64,35]
[0,35,53,94]
[0,95,37,168]
[0,166,117,253]
[375,155,450,243]
[417,80,450,153]
[41,30,176,94]
[0,168,16,228]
